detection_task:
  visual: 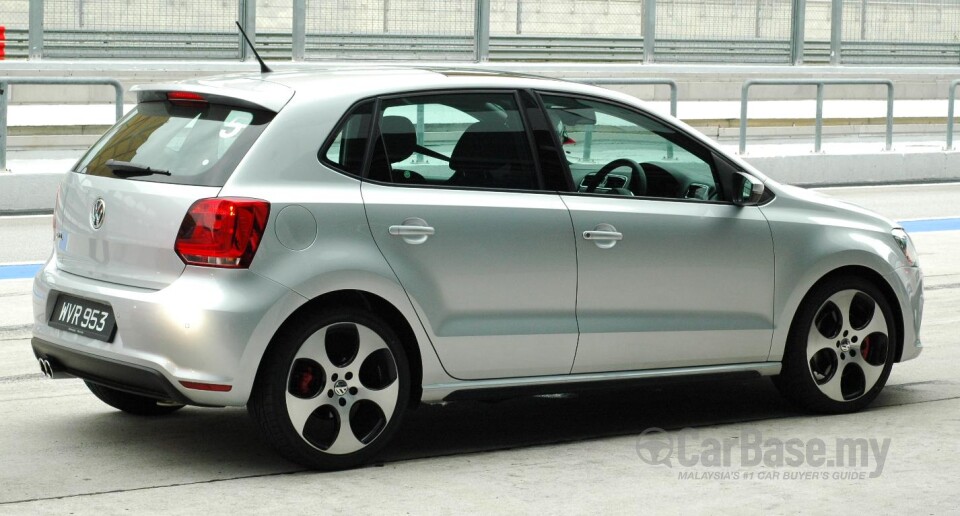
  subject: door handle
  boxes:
[388,217,434,245]
[389,225,435,237]
[582,230,623,241]
[583,223,622,249]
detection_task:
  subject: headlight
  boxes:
[892,228,919,267]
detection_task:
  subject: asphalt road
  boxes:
[0,184,958,513]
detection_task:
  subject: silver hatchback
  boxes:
[32,68,923,470]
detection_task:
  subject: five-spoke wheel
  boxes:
[774,276,896,413]
[249,309,409,470]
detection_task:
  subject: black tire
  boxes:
[248,308,410,470]
[85,381,185,416]
[773,275,897,414]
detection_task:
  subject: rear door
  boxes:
[56,93,275,290]
[357,91,579,380]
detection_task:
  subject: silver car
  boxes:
[32,68,923,470]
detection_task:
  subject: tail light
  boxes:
[175,198,270,268]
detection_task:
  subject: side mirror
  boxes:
[732,172,765,206]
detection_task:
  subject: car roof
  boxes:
[132,66,635,113]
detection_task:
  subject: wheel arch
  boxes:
[253,289,424,407]
[784,265,905,364]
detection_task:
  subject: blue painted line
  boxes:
[899,217,960,233]
[0,263,43,280]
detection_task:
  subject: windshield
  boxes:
[74,101,273,187]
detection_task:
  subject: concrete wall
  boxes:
[746,150,960,187]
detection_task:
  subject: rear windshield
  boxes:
[73,101,274,187]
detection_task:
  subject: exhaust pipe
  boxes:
[37,356,70,379]
[38,357,52,378]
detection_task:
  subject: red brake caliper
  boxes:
[860,336,871,361]
[297,367,315,395]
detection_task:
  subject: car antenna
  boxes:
[235,21,273,74]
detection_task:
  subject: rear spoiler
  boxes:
[131,79,294,113]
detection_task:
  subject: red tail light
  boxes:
[175,198,270,268]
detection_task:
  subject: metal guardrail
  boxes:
[739,79,895,154]
[3,76,956,172]
[0,78,124,171]
[947,79,960,151]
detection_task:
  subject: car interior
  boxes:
[327,93,721,201]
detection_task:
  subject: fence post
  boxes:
[790,0,805,64]
[475,0,490,62]
[642,0,656,63]
[28,0,43,60]
[830,0,842,64]
[383,0,390,32]
[815,83,824,152]
[292,0,306,61]
[860,0,868,40]
[947,81,959,150]
[239,0,257,61]
[516,0,523,34]
[1,81,8,171]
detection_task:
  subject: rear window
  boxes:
[74,101,274,187]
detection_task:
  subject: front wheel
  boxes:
[248,309,410,470]
[773,276,897,414]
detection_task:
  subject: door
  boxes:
[360,91,579,380]
[538,93,776,373]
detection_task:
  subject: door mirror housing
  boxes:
[732,172,765,206]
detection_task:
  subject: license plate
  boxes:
[49,294,117,342]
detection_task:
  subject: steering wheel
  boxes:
[584,158,647,196]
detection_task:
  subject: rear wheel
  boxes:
[85,381,185,416]
[773,276,897,413]
[248,309,409,470]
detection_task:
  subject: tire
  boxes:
[85,381,185,416]
[773,276,897,414]
[248,308,410,470]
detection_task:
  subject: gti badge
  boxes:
[91,198,106,230]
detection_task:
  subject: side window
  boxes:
[368,92,541,191]
[540,94,721,201]
[321,100,374,176]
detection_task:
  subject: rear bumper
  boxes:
[32,337,193,405]
[32,259,307,406]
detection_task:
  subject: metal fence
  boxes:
[3,0,960,64]
[303,0,477,60]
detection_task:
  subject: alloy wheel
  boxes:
[285,322,400,455]
[806,289,890,402]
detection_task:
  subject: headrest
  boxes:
[449,121,517,171]
[380,115,417,163]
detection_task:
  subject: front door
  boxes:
[538,93,775,373]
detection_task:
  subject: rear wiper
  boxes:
[105,159,172,178]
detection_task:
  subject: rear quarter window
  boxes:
[74,101,273,187]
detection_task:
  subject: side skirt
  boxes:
[424,362,782,402]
